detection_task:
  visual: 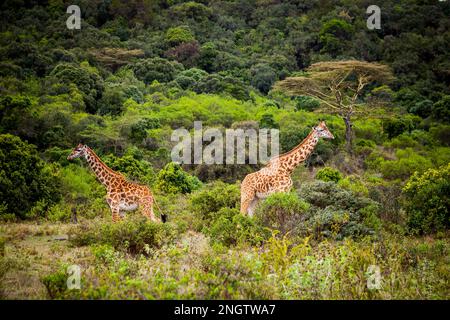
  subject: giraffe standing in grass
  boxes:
[67,144,165,223]
[240,121,334,216]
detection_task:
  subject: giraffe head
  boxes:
[67,143,88,160]
[313,121,334,139]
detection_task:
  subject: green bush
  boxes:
[41,267,69,299]
[0,94,32,134]
[298,181,380,239]
[69,215,176,255]
[259,113,279,129]
[432,95,450,122]
[403,163,450,234]
[0,134,61,219]
[166,26,195,45]
[316,167,342,183]
[385,130,435,149]
[190,181,240,220]
[97,85,125,116]
[380,148,432,180]
[319,18,354,56]
[48,62,104,113]
[128,117,161,143]
[382,117,418,139]
[206,208,270,246]
[104,154,156,185]
[46,202,72,222]
[255,192,309,235]
[250,63,277,94]
[338,175,369,196]
[293,95,320,111]
[56,164,108,220]
[156,162,201,194]
[429,125,450,147]
[131,57,184,84]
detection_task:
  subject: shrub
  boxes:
[255,192,310,235]
[382,116,419,139]
[403,164,450,234]
[0,94,32,134]
[156,162,201,194]
[432,95,450,122]
[126,117,161,143]
[293,95,320,111]
[166,26,195,45]
[56,164,108,220]
[41,267,70,299]
[174,68,208,90]
[49,62,104,113]
[131,57,184,84]
[259,113,279,129]
[46,202,72,222]
[69,216,176,255]
[0,134,61,219]
[206,208,270,246]
[103,154,156,185]
[338,175,369,196]
[380,148,432,180]
[60,164,103,200]
[408,99,433,118]
[190,181,240,220]
[250,63,277,94]
[385,130,435,149]
[316,167,342,183]
[430,125,450,146]
[367,179,404,225]
[97,86,125,116]
[298,181,380,239]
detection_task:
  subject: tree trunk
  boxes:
[343,114,353,153]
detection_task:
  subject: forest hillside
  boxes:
[0,0,449,299]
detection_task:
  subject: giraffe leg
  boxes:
[107,198,122,222]
[247,197,259,217]
[240,188,256,216]
[111,206,122,222]
[141,197,157,222]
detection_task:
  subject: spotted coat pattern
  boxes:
[240,121,334,216]
[68,144,158,222]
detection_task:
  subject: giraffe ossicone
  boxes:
[240,121,334,216]
[67,144,165,223]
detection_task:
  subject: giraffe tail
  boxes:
[153,196,167,223]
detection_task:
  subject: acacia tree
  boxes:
[274,60,394,152]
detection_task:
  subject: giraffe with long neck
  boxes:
[67,144,164,223]
[240,121,334,216]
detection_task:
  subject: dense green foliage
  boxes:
[155,162,202,194]
[69,215,176,255]
[315,166,342,183]
[0,134,61,219]
[0,0,449,300]
[403,164,450,234]
[255,192,310,235]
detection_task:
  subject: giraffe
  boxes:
[240,121,334,216]
[67,144,165,223]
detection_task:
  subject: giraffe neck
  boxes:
[275,130,319,174]
[84,148,122,188]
